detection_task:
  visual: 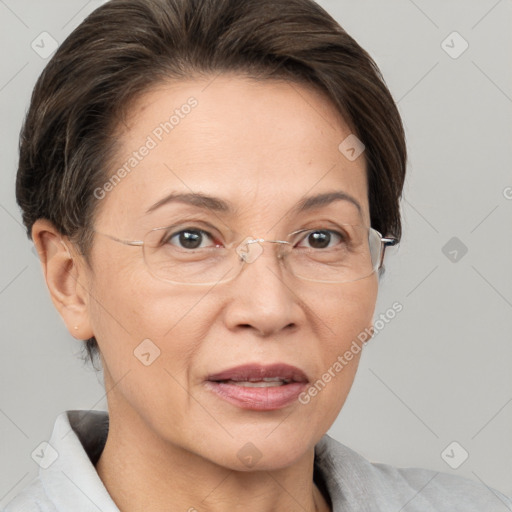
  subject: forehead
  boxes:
[99,74,370,229]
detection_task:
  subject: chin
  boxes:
[202,428,319,473]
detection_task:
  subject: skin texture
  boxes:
[32,75,378,512]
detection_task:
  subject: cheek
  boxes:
[307,274,378,348]
[86,270,215,421]
[302,276,378,406]
[86,256,217,375]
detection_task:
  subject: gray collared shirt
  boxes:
[3,410,511,511]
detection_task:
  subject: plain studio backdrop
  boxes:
[1,0,511,506]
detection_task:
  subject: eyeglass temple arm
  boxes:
[382,237,398,247]
[94,231,144,246]
[379,236,399,269]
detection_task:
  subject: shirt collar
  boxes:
[40,409,356,512]
[39,410,118,511]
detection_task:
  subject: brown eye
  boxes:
[297,230,344,250]
[166,229,215,250]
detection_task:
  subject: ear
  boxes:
[32,219,94,341]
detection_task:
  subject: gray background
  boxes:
[1,0,511,506]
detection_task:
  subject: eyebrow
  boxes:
[146,190,362,216]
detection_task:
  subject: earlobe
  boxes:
[31,219,94,340]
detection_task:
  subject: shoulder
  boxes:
[2,477,55,512]
[315,434,512,512]
[2,410,112,512]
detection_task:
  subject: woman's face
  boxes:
[81,75,378,470]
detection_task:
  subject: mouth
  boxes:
[207,363,309,385]
[220,377,293,387]
[204,363,309,411]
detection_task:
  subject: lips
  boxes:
[205,363,309,411]
[206,363,309,384]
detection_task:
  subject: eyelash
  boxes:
[162,226,348,250]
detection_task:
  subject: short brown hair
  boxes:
[16,0,407,367]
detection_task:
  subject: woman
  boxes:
[4,0,511,510]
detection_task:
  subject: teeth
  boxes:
[233,381,284,388]
[227,378,290,387]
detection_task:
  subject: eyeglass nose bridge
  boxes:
[235,237,291,264]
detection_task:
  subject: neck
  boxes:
[95,404,330,512]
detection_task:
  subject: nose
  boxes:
[222,240,302,337]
